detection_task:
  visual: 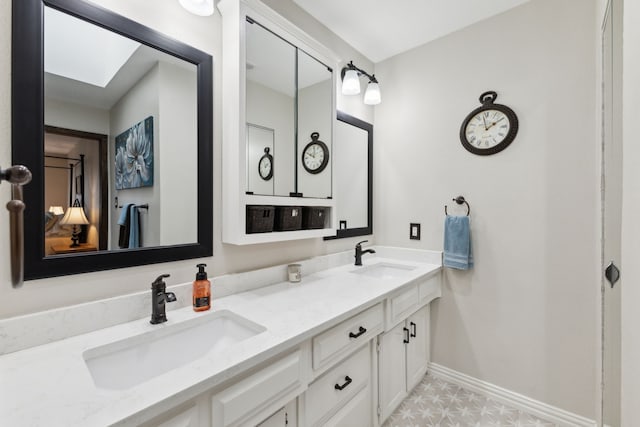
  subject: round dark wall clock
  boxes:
[258,147,273,181]
[460,91,519,155]
[302,132,329,174]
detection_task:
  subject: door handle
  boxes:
[605,261,620,288]
[1,165,32,288]
[410,321,417,337]
[348,326,367,339]
[334,376,352,391]
[403,327,410,344]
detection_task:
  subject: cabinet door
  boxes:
[378,322,407,423]
[406,305,430,391]
[257,400,297,427]
[323,383,371,427]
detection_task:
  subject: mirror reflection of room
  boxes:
[334,121,368,229]
[245,18,333,199]
[44,129,106,255]
[43,5,199,255]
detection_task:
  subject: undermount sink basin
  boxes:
[351,262,416,279]
[83,310,265,390]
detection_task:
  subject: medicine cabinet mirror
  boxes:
[244,18,333,199]
[325,111,373,240]
[12,0,213,279]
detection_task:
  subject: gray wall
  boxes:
[373,0,598,418]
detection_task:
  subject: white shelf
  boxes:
[220,0,338,245]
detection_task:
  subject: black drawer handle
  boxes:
[410,321,417,337]
[348,326,367,339]
[403,327,410,344]
[334,376,352,391]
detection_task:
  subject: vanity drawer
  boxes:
[419,272,442,305]
[312,303,383,371]
[210,350,307,427]
[386,284,420,330]
[305,345,371,427]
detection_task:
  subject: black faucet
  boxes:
[354,240,376,266]
[150,274,177,324]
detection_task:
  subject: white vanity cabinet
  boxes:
[377,273,440,424]
[211,349,308,427]
[378,305,430,423]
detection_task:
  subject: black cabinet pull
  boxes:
[410,321,417,337]
[349,326,367,339]
[334,376,353,391]
[403,327,410,343]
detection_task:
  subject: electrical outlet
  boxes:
[410,223,421,240]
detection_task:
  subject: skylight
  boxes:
[44,7,140,88]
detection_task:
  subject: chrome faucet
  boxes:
[150,274,177,324]
[354,240,376,266]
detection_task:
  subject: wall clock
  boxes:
[302,132,329,174]
[258,147,273,181]
[460,91,518,155]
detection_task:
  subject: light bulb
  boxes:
[364,81,381,105]
[178,0,215,16]
[341,69,361,95]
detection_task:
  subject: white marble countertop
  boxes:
[0,248,441,426]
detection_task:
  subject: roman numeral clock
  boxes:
[460,91,519,155]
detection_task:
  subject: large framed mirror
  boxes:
[244,17,333,199]
[12,0,213,280]
[325,111,372,240]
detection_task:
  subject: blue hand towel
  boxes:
[443,215,474,270]
[128,205,140,249]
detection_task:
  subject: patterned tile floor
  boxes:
[383,374,558,427]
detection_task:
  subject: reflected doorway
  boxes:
[44,126,108,254]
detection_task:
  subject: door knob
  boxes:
[605,261,620,288]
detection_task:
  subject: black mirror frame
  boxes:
[324,111,373,240]
[12,0,213,280]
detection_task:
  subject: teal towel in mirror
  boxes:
[128,205,140,249]
[443,215,474,270]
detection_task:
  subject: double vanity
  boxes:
[0,248,442,426]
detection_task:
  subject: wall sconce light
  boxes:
[340,61,381,105]
[59,199,90,247]
[178,0,215,16]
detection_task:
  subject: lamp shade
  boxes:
[364,81,381,105]
[48,206,64,216]
[341,69,361,95]
[178,0,214,16]
[60,205,90,226]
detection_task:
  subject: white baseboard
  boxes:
[427,363,597,427]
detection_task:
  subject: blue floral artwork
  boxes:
[115,116,154,189]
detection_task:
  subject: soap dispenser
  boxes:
[193,263,211,312]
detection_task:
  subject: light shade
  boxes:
[48,206,64,216]
[364,81,381,105]
[60,205,90,226]
[341,69,361,95]
[178,0,215,16]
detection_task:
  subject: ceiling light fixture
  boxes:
[340,61,381,105]
[178,0,215,16]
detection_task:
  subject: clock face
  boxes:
[303,144,325,170]
[464,109,511,150]
[302,133,329,174]
[460,91,518,156]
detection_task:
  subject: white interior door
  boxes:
[601,1,623,425]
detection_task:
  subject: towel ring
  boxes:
[444,196,470,216]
